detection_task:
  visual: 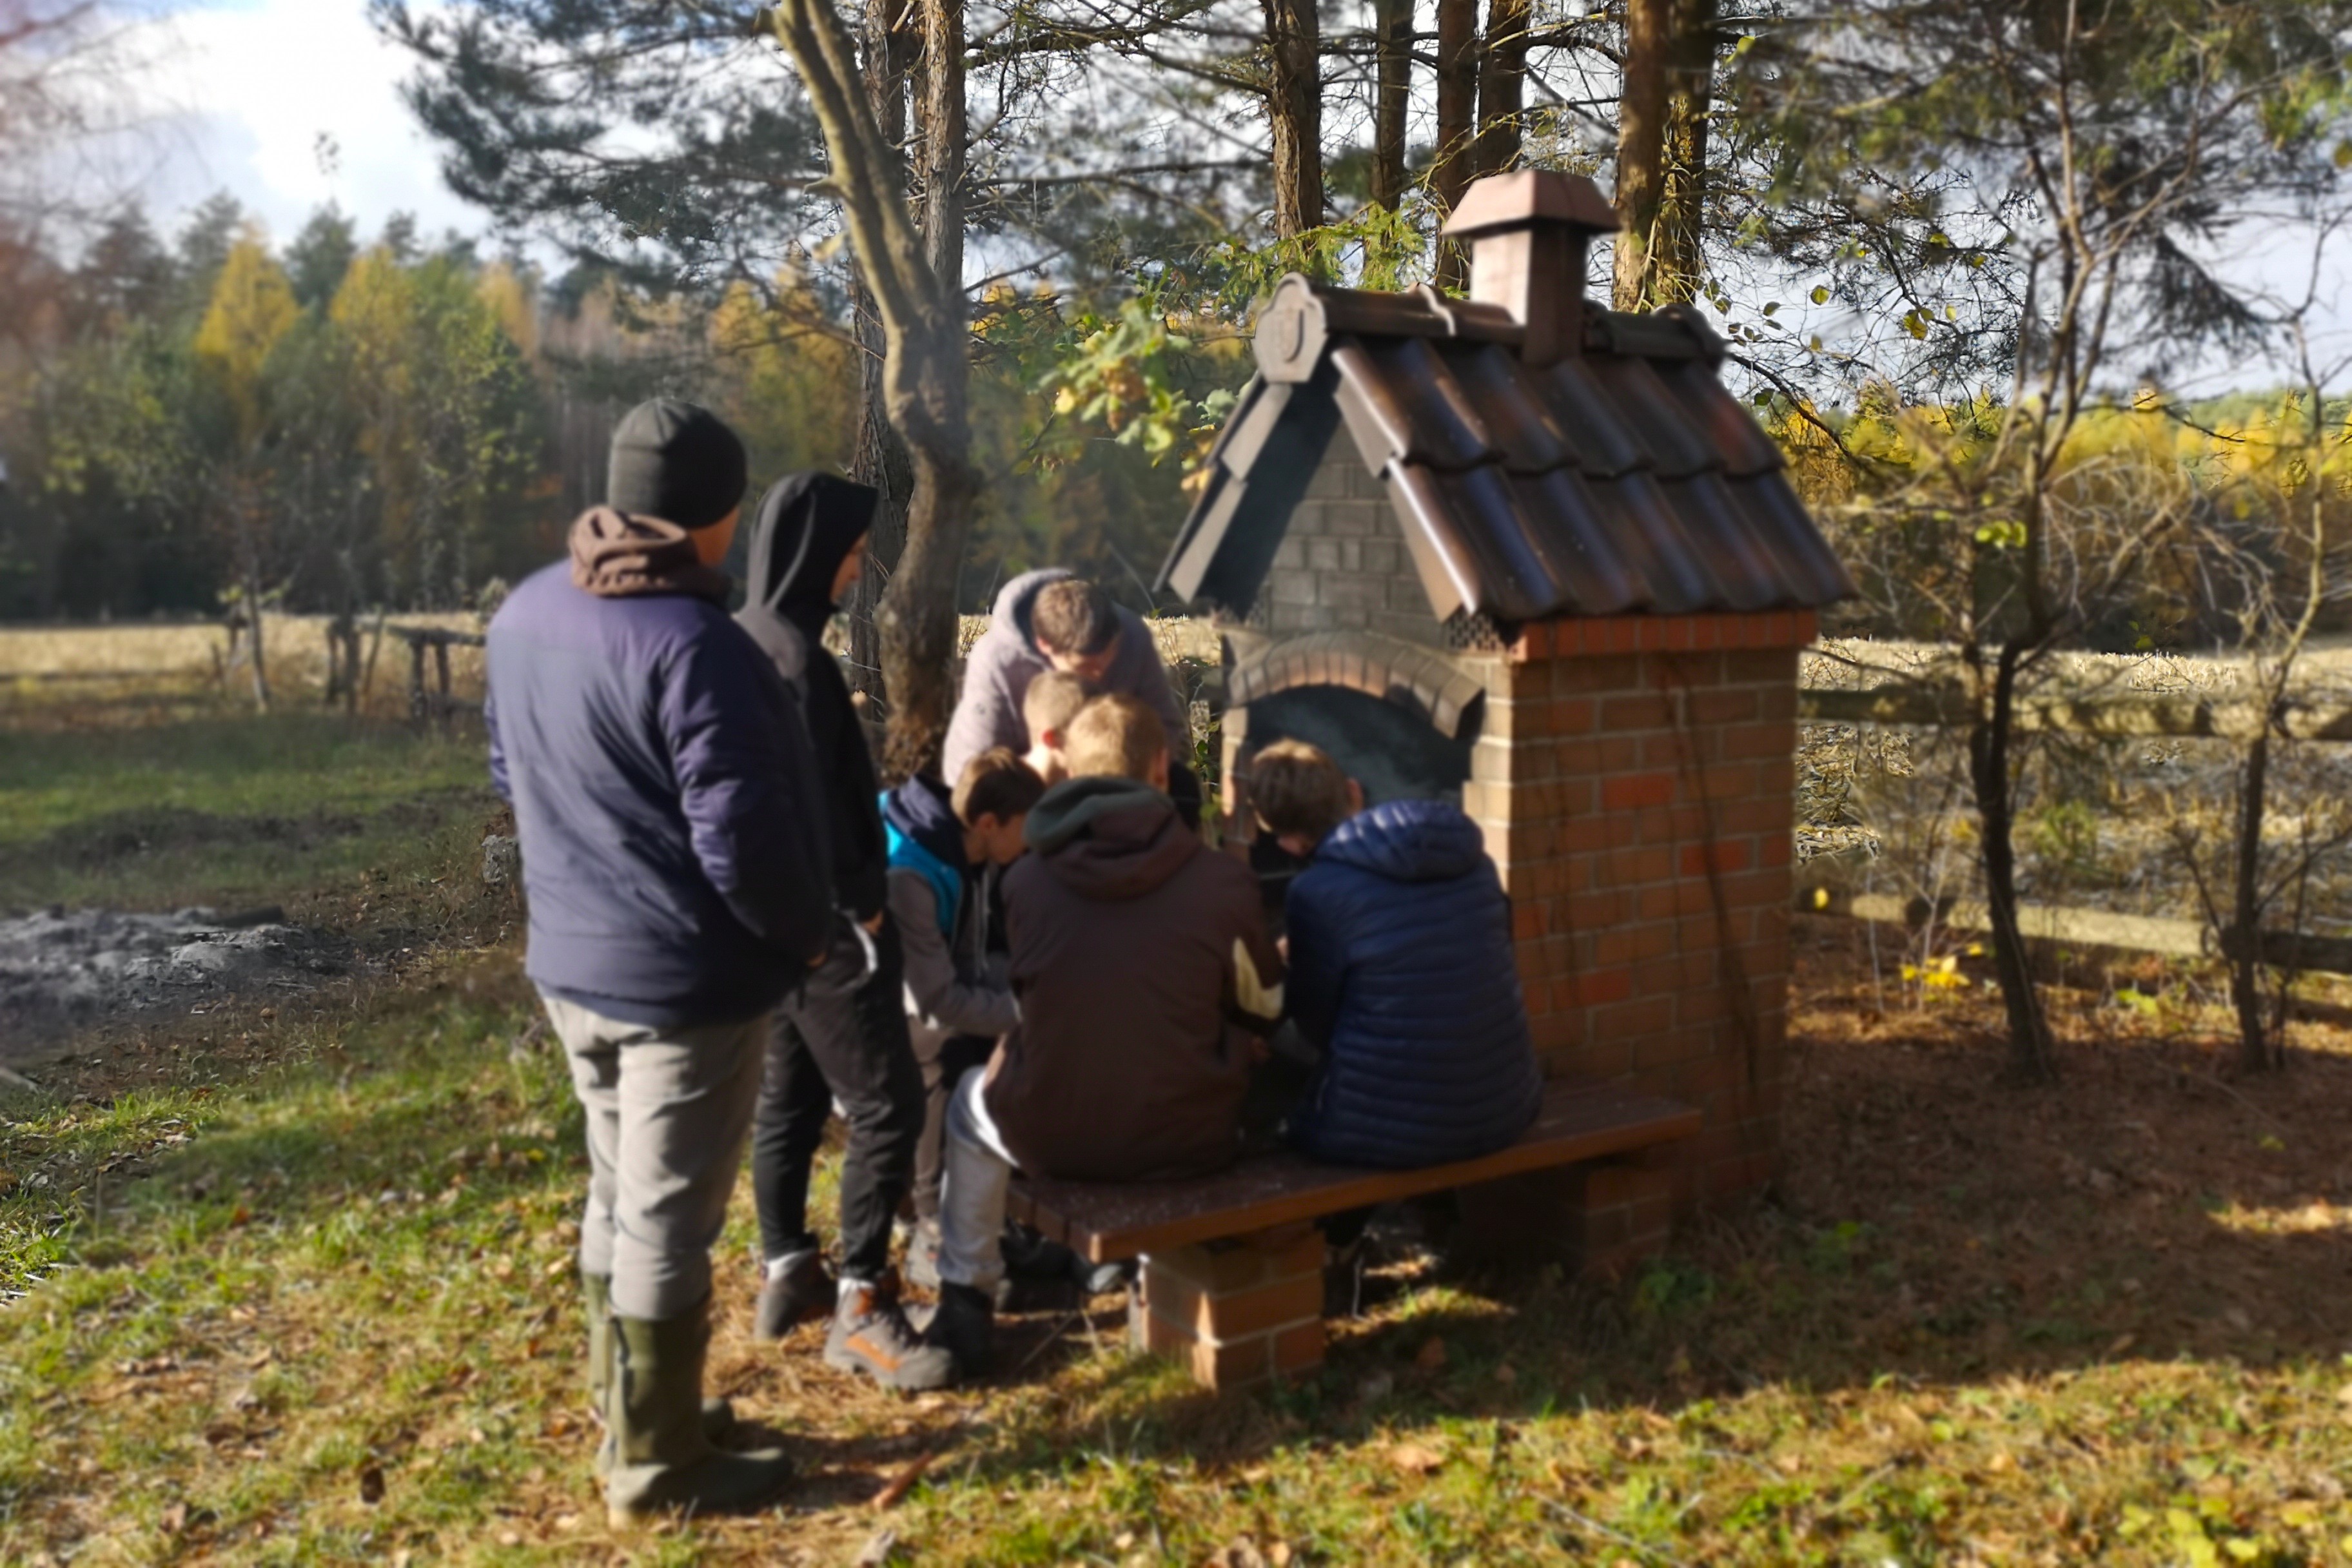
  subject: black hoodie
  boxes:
[737,473,888,923]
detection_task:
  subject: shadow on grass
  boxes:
[12,930,2352,1563]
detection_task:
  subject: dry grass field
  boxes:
[0,615,490,727]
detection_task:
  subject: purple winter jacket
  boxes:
[940,569,1189,786]
[486,518,833,1027]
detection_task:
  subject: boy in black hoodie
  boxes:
[736,473,955,1393]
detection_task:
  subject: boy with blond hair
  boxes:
[923,694,1284,1373]
[1248,740,1540,1169]
[1019,670,1092,786]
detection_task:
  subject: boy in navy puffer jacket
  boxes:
[1250,740,1542,1168]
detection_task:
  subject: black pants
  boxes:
[750,915,923,1284]
[912,1032,995,1222]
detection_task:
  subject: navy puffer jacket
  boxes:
[1282,799,1542,1168]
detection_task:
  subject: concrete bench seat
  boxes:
[1006,1077,1700,1389]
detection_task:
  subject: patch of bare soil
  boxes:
[0,906,358,1060]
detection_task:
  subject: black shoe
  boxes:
[754,1250,838,1342]
[1073,1254,1134,1298]
[1000,1222,1065,1280]
[925,1281,995,1379]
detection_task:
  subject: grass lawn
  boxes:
[6,709,2352,1564]
[0,712,498,913]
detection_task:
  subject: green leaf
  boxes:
[1810,286,1830,305]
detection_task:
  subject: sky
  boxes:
[122,0,484,250]
[103,0,2351,395]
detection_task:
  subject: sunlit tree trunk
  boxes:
[1613,0,1669,309]
[766,0,977,778]
[1264,0,1322,239]
[1433,0,1478,286]
[1473,0,1528,176]
[843,0,917,712]
[1652,0,1716,306]
[1370,0,1413,212]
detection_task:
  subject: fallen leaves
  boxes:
[357,1464,385,1505]
[1204,1542,1291,1568]
[1413,1337,1447,1372]
[1386,1442,1446,1476]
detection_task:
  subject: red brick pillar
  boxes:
[1462,611,1814,1228]
[1129,1226,1326,1391]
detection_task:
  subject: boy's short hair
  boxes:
[953,748,1047,826]
[1021,669,1092,743]
[1030,578,1119,656]
[1063,694,1166,783]
[1249,739,1353,843]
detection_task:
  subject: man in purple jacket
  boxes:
[941,571,1199,819]
[485,399,830,1527]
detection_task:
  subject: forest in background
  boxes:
[0,199,1219,624]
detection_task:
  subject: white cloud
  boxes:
[124,0,482,246]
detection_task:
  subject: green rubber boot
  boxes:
[584,1272,733,1479]
[605,1295,794,1527]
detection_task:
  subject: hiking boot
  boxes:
[752,1248,838,1342]
[903,1217,942,1293]
[924,1281,995,1380]
[585,1271,730,1480]
[605,1295,793,1528]
[823,1273,957,1391]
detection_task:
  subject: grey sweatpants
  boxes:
[544,994,767,1322]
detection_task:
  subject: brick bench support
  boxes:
[1009,1078,1702,1393]
[1130,1224,1328,1391]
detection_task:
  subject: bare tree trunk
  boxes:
[1370,0,1413,211]
[843,0,917,712]
[2231,730,2274,1070]
[1264,0,1322,239]
[244,556,271,713]
[1613,0,1669,310]
[1649,0,1716,306]
[1970,642,2056,1081]
[1433,0,1478,286]
[766,0,976,779]
[1473,0,1528,176]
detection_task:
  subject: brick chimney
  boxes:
[1440,170,1620,368]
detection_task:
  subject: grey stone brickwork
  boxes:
[1242,445,1444,646]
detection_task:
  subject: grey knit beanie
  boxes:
[606,398,748,530]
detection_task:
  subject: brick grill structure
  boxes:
[1155,168,1853,1324]
[1472,611,1812,1221]
[1222,433,1812,1237]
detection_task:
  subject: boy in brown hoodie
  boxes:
[922,694,1285,1374]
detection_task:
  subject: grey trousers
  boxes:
[544,994,767,1322]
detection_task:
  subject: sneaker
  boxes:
[753,1249,838,1342]
[824,1273,957,1391]
[924,1281,995,1380]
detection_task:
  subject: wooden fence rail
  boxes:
[1799,685,2352,742]
[389,626,484,729]
[1796,883,2352,978]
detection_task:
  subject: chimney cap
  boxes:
[1440,170,1620,240]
